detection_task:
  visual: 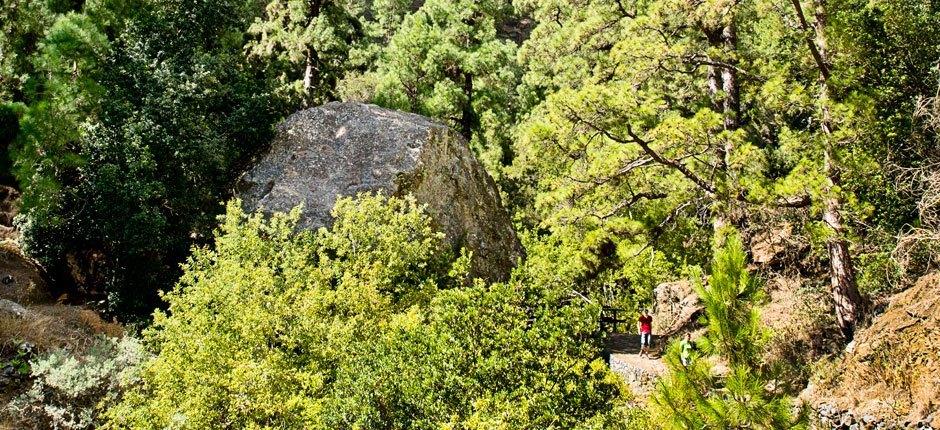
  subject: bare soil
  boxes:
[802,272,940,427]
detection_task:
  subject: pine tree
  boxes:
[650,231,806,429]
[245,0,371,107]
[509,0,892,342]
[347,0,521,172]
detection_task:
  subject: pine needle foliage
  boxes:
[650,232,806,429]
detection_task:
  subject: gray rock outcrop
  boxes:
[652,280,702,335]
[237,102,524,282]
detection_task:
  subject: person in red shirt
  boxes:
[638,309,653,358]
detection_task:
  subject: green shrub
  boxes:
[105,194,630,429]
[6,335,148,430]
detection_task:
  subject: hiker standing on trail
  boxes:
[680,333,693,366]
[638,309,653,358]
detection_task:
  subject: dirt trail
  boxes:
[607,334,667,395]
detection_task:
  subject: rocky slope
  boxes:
[238,102,524,282]
[802,273,940,429]
[617,270,940,428]
[0,190,124,429]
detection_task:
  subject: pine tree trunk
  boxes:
[825,196,862,338]
[790,0,863,338]
[303,53,314,94]
[301,0,323,107]
[820,76,863,338]
[706,21,740,243]
[459,72,474,141]
[721,24,740,133]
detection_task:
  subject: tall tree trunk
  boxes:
[790,0,863,338]
[825,193,862,338]
[706,57,729,240]
[706,21,740,243]
[459,72,475,141]
[721,24,740,133]
[301,0,324,107]
[303,52,314,94]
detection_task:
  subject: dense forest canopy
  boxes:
[1,0,939,428]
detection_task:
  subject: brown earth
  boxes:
[802,272,940,427]
[0,192,124,429]
[607,334,668,396]
[0,242,51,306]
[750,223,796,265]
[0,240,123,361]
[0,240,122,354]
[761,274,844,390]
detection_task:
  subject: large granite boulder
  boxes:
[237,102,524,281]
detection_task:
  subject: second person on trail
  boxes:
[680,332,693,366]
[638,309,653,358]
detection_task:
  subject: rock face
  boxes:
[652,280,702,336]
[238,102,524,281]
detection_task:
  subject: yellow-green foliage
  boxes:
[105,194,630,429]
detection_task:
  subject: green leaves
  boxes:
[35,12,109,80]
[11,0,284,318]
[348,0,521,172]
[108,194,628,429]
[322,194,449,309]
[509,0,751,277]
[246,0,370,106]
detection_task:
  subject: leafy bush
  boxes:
[105,194,630,429]
[14,0,284,319]
[6,335,148,430]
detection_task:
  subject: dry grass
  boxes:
[0,302,125,428]
[893,89,940,284]
[0,235,122,355]
[0,258,124,430]
[0,305,123,355]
